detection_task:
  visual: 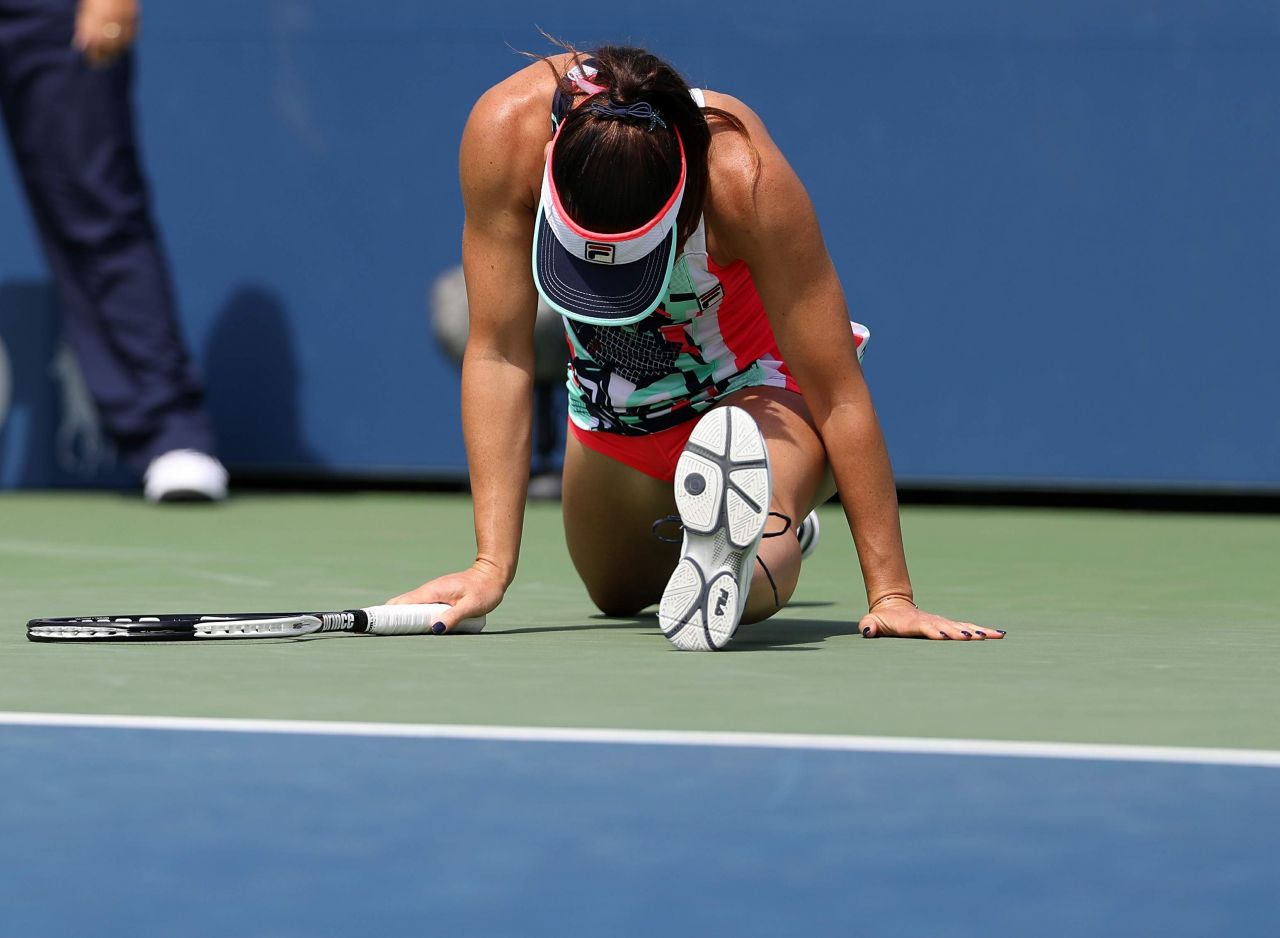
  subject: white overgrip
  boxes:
[362,604,487,636]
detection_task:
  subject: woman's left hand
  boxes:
[858,599,1004,640]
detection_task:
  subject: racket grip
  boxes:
[362,604,486,636]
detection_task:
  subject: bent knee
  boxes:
[587,582,658,619]
[743,577,798,625]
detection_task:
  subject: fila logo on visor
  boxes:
[584,242,615,264]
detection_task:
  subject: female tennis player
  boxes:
[390,43,1001,648]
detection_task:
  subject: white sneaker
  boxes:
[143,449,229,503]
[796,510,821,560]
[658,406,771,651]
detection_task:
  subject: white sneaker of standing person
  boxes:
[143,449,229,503]
[658,406,772,651]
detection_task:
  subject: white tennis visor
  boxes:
[533,127,687,326]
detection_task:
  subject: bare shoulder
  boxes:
[461,54,573,207]
[699,90,808,253]
[700,90,774,153]
[468,53,573,130]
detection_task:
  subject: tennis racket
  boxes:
[26,603,485,643]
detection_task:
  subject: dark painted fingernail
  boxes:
[431,621,447,635]
[997,630,1007,635]
[862,626,871,636]
[975,630,986,637]
[961,631,971,638]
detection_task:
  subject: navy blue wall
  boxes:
[2,1,1277,489]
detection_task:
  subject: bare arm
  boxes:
[388,83,544,628]
[708,96,997,640]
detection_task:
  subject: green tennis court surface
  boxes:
[3,492,1279,937]
[2,491,1278,748]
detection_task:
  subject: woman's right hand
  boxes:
[385,561,509,633]
[74,0,140,67]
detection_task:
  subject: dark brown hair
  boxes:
[532,39,752,247]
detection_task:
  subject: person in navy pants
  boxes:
[0,0,226,500]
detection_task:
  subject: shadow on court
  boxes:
[731,615,854,651]
[500,603,853,651]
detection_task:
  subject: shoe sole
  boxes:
[658,406,771,651]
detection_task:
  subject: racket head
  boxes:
[26,613,325,642]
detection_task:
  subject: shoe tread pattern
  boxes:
[659,407,771,651]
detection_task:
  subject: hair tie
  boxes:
[588,100,667,132]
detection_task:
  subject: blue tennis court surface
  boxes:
[2,720,1276,938]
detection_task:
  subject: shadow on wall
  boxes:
[0,280,56,487]
[0,279,127,489]
[203,285,316,471]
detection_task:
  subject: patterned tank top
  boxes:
[551,66,866,436]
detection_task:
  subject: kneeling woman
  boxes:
[391,44,1001,648]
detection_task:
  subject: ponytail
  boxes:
[528,38,753,245]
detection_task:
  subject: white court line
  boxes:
[0,540,197,562]
[1,711,1278,768]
